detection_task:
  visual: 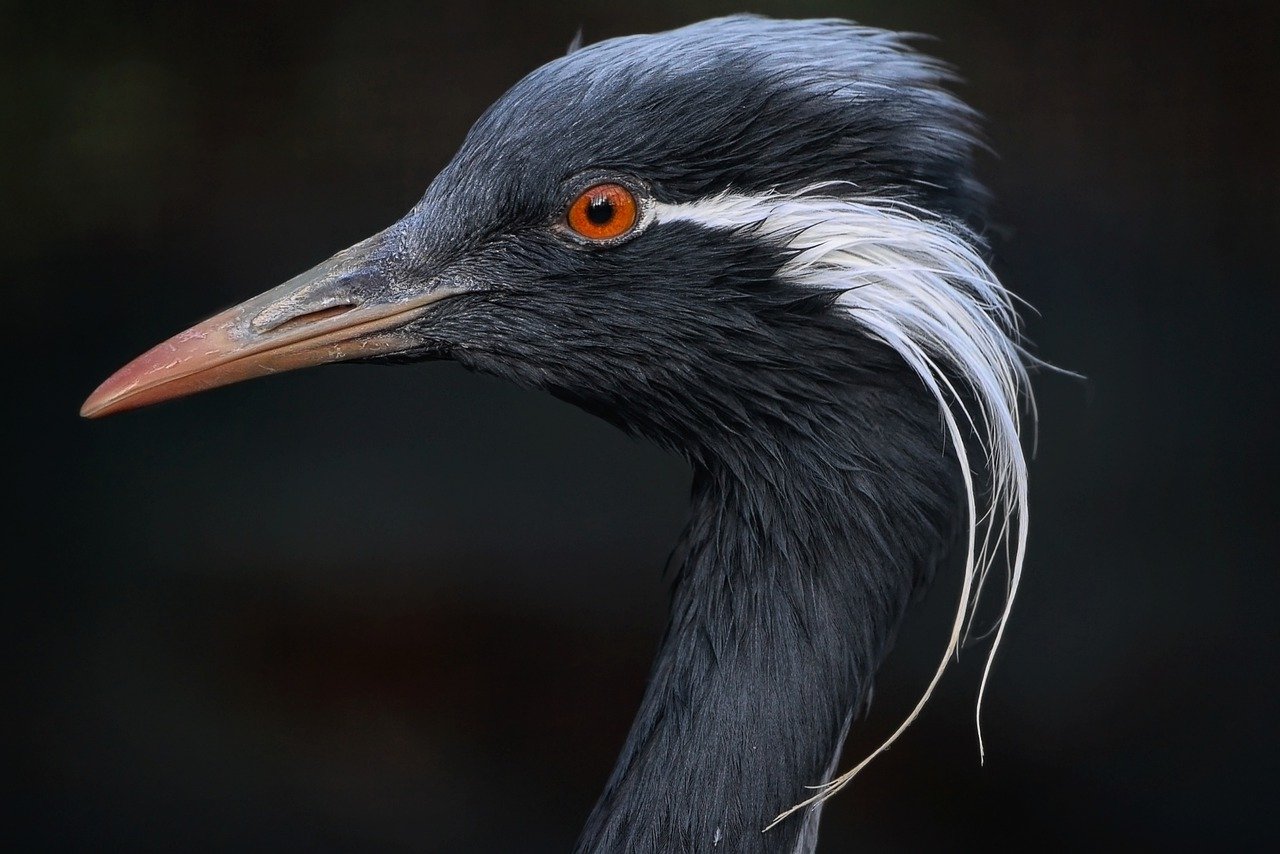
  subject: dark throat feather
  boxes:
[576,333,962,854]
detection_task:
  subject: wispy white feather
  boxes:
[653,187,1033,826]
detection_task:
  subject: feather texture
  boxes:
[654,187,1033,821]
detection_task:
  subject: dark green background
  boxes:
[7,0,1277,849]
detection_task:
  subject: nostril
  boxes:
[267,304,358,333]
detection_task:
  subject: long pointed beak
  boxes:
[81,234,456,418]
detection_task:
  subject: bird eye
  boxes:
[566,183,639,242]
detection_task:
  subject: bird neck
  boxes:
[577,378,961,854]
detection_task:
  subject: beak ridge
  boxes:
[81,238,456,418]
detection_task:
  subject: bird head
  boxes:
[81,17,1037,819]
[81,17,1015,458]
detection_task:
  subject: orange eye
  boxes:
[566,182,639,242]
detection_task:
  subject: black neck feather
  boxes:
[575,351,962,853]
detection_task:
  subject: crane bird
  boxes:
[82,16,1034,853]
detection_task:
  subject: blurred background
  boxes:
[6,0,1277,849]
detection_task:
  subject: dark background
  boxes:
[7,1,1278,850]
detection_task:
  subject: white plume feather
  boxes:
[653,187,1033,825]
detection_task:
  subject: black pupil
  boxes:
[586,194,615,226]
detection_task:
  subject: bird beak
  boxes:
[81,231,457,418]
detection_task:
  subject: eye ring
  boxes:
[566,182,640,242]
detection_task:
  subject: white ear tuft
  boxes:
[655,187,1034,825]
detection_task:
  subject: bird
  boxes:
[82,15,1034,853]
